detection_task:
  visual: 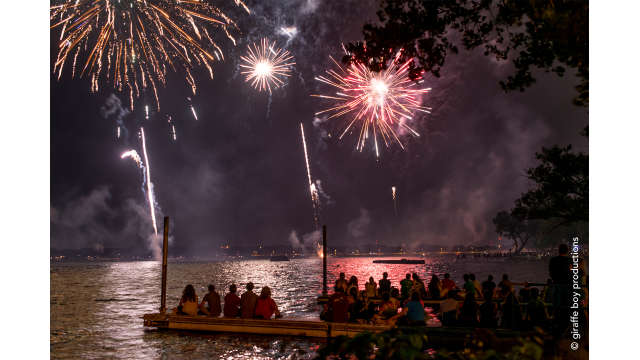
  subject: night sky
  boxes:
[50,0,588,256]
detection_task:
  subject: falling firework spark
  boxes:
[165,114,177,141]
[145,105,149,120]
[312,53,431,157]
[117,126,121,139]
[190,105,198,121]
[240,38,295,93]
[391,186,398,216]
[50,0,250,110]
[121,149,141,166]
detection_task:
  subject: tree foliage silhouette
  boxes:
[345,0,588,106]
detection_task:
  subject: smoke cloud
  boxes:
[100,94,130,143]
[347,208,371,239]
[51,186,162,257]
[287,229,321,252]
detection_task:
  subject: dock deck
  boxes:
[143,313,529,348]
[143,313,392,338]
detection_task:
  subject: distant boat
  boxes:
[372,258,425,264]
[270,255,290,261]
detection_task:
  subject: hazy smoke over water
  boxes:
[347,208,371,239]
[288,229,321,253]
[51,187,163,258]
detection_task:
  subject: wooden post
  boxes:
[322,225,327,296]
[160,216,169,313]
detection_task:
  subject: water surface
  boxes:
[51,256,549,359]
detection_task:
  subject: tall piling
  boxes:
[160,216,169,313]
[322,225,327,296]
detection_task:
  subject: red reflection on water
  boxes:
[320,257,437,294]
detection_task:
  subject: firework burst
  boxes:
[50,0,250,110]
[312,53,431,157]
[239,38,295,93]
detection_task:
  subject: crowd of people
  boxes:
[322,244,588,334]
[170,244,586,335]
[173,282,282,320]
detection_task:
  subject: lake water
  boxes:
[50,256,550,359]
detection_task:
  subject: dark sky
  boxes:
[50,0,588,256]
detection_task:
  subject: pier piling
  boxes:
[160,216,169,313]
[322,225,327,296]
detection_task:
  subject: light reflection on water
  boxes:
[51,257,548,359]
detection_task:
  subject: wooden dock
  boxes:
[143,313,392,338]
[142,313,530,349]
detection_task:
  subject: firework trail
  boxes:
[140,127,158,238]
[145,105,149,120]
[187,97,198,120]
[300,123,323,257]
[50,0,250,110]
[239,38,295,94]
[300,122,320,227]
[391,186,398,216]
[121,129,159,242]
[312,53,431,157]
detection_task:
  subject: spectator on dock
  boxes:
[411,273,426,299]
[524,288,548,329]
[175,284,199,316]
[347,288,365,322]
[335,272,348,293]
[439,290,459,326]
[199,284,221,317]
[240,282,258,319]
[470,274,482,298]
[390,288,401,309]
[463,274,475,297]
[223,284,241,317]
[328,286,350,323]
[400,292,426,326]
[498,274,514,298]
[374,292,399,325]
[347,276,359,295]
[365,277,378,298]
[479,290,498,328]
[519,282,532,303]
[500,291,522,329]
[442,273,456,291]
[428,274,444,299]
[254,286,281,320]
[481,275,496,298]
[400,273,413,300]
[459,292,479,327]
[378,272,391,295]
